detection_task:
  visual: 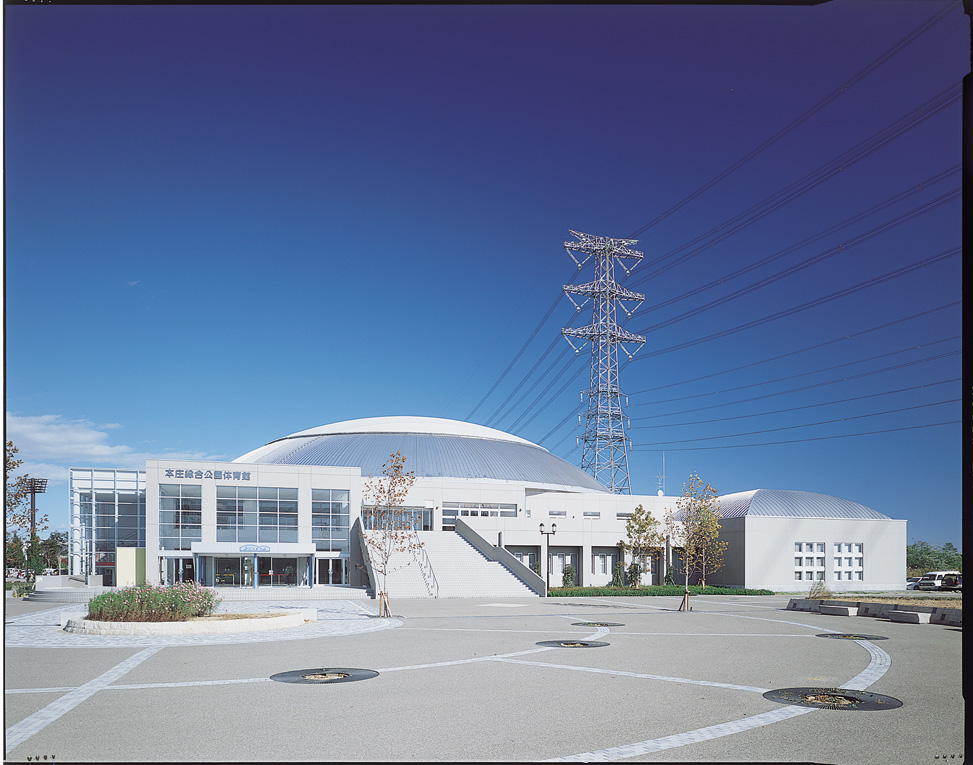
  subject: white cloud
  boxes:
[6,413,232,480]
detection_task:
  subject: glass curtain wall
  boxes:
[70,469,146,586]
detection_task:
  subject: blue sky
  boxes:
[4,2,966,550]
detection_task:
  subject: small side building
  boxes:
[694,489,906,592]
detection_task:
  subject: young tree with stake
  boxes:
[360,451,421,617]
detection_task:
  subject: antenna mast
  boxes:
[561,230,646,494]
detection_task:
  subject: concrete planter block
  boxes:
[890,610,932,624]
[819,605,858,616]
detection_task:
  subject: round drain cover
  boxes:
[571,622,623,627]
[270,668,378,684]
[763,687,902,711]
[536,640,609,648]
[816,633,888,640]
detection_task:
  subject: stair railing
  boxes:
[453,519,546,596]
[412,534,440,599]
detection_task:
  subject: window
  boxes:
[817,557,825,567]
[855,557,863,567]
[795,557,803,567]
[159,484,203,551]
[845,557,853,567]
[444,502,517,519]
[795,543,802,552]
[816,543,825,553]
[806,571,813,581]
[549,510,566,517]
[795,571,803,580]
[834,557,842,568]
[816,571,824,581]
[583,511,600,518]
[311,489,350,552]
[854,543,863,554]
[805,557,814,567]
[856,571,863,580]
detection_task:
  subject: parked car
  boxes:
[940,574,962,592]
[915,571,962,590]
[906,576,921,590]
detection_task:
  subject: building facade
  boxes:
[69,416,906,592]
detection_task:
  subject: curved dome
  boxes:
[714,489,888,520]
[235,416,607,492]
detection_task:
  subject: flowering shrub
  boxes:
[87,582,221,622]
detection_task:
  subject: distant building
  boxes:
[69,416,905,593]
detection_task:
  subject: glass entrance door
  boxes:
[165,557,194,585]
[258,557,298,586]
[316,558,347,585]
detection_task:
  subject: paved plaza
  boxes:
[3,593,964,762]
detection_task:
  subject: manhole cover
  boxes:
[572,622,623,627]
[270,668,379,684]
[549,602,637,609]
[763,687,902,711]
[816,633,889,640]
[536,640,610,648]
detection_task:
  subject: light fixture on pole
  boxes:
[27,478,48,581]
[539,522,557,594]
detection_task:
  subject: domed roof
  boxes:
[235,416,607,492]
[714,489,889,520]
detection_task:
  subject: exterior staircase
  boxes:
[366,531,538,599]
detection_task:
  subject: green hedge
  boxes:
[547,585,775,597]
[87,582,221,622]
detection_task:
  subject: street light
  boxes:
[539,522,556,593]
[27,478,48,582]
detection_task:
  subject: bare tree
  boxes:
[360,451,421,617]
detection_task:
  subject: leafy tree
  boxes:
[620,504,664,587]
[666,472,727,609]
[562,563,576,587]
[907,540,962,575]
[5,441,49,582]
[360,451,421,617]
[40,531,69,573]
[6,531,27,571]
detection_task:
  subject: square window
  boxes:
[805,557,814,567]
[805,571,813,580]
[816,571,824,581]
[816,543,825,553]
[856,571,863,580]
[855,543,863,554]
[795,557,803,567]
[817,557,825,567]
[795,571,802,580]
[795,543,802,552]
[856,557,863,567]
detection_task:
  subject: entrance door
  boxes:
[316,559,346,585]
[259,557,298,586]
[165,557,194,585]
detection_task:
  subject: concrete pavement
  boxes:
[3,593,964,762]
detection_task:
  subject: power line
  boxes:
[631,420,959,451]
[630,378,959,429]
[629,83,961,284]
[633,175,959,331]
[631,349,960,421]
[628,335,960,408]
[630,247,959,360]
[634,398,958,446]
[625,301,959,395]
[626,1,960,239]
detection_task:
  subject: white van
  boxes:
[915,571,961,590]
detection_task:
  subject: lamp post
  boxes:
[27,478,48,582]
[539,522,556,593]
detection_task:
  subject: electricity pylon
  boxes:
[561,230,646,493]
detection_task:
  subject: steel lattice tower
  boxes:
[561,230,646,493]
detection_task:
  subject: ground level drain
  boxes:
[816,633,889,640]
[763,687,902,711]
[270,668,379,684]
[571,622,623,627]
[536,640,609,648]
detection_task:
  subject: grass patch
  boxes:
[548,585,775,597]
[821,596,962,610]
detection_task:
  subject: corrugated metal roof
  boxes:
[237,429,607,492]
[711,489,889,520]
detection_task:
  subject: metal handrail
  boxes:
[413,534,440,598]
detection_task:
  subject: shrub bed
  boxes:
[87,582,221,622]
[548,585,775,597]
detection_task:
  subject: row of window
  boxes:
[795,570,864,581]
[795,541,863,554]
